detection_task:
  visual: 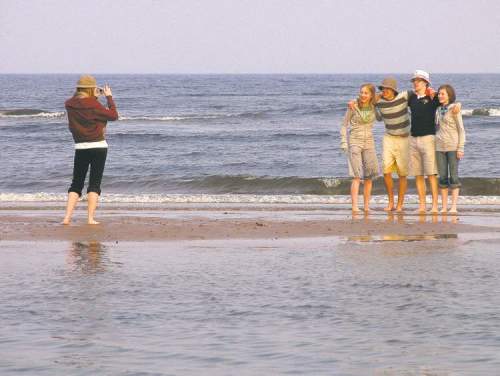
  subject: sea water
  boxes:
[1,74,500,204]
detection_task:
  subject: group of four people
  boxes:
[341,70,466,214]
[61,72,466,225]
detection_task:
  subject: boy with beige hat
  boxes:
[375,77,412,212]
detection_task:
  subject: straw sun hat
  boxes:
[76,75,97,88]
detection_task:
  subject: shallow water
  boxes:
[1,237,500,375]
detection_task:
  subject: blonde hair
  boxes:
[75,87,96,98]
[357,83,376,108]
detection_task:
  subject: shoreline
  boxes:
[2,204,499,242]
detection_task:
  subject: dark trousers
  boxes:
[68,148,108,196]
[435,151,461,189]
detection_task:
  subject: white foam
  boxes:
[119,116,195,121]
[118,114,232,121]
[0,111,65,119]
[1,193,500,205]
[461,108,500,117]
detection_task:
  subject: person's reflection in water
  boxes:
[441,212,459,224]
[351,210,371,223]
[386,211,406,225]
[67,241,106,274]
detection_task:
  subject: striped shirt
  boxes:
[376,90,412,136]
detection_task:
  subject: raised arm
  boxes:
[94,85,119,121]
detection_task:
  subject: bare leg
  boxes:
[428,175,439,213]
[87,192,100,225]
[383,173,394,211]
[440,188,449,213]
[415,175,427,212]
[396,176,407,212]
[62,192,79,225]
[351,178,361,212]
[363,179,372,212]
[449,188,459,213]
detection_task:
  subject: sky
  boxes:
[1,0,500,74]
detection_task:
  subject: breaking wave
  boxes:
[0,109,65,118]
[462,108,500,117]
[1,192,500,205]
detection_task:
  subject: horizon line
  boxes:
[1,72,500,75]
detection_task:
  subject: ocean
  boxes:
[1,74,499,205]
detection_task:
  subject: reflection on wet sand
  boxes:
[351,211,371,222]
[348,233,458,242]
[348,211,460,242]
[415,212,458,224]
[67,241,107,273]
[351,211,459,225]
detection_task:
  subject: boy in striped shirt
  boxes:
[376,77,411,212]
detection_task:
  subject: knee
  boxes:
[68,188,83,197]
[69,180,84,197]
[449,175,461,188]
[87,187,102,196]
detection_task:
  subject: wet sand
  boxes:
[1,204,499,242]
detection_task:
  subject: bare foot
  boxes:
[88,219,100,225]
[415,207,426,213]
[430,207,439,214]
[395,205,404,212]
[62,217,71,225]
[448,208,458,214]
[440,208,448,213]
[352,207,361,213]
[364,208,370,213]
[384,205,395,212]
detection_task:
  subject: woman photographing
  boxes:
[62,75,118,225]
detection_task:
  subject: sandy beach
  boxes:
[2,204,500,242]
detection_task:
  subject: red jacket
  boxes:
[65,95,118,143]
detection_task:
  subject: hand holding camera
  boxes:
[96,84,113,97]
[103,84,112,97]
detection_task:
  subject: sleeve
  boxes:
[404,90,412,102]
[454,110,466,153]
[340,108,353,148]
[432,94,441,109]
[94,96,119,121]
